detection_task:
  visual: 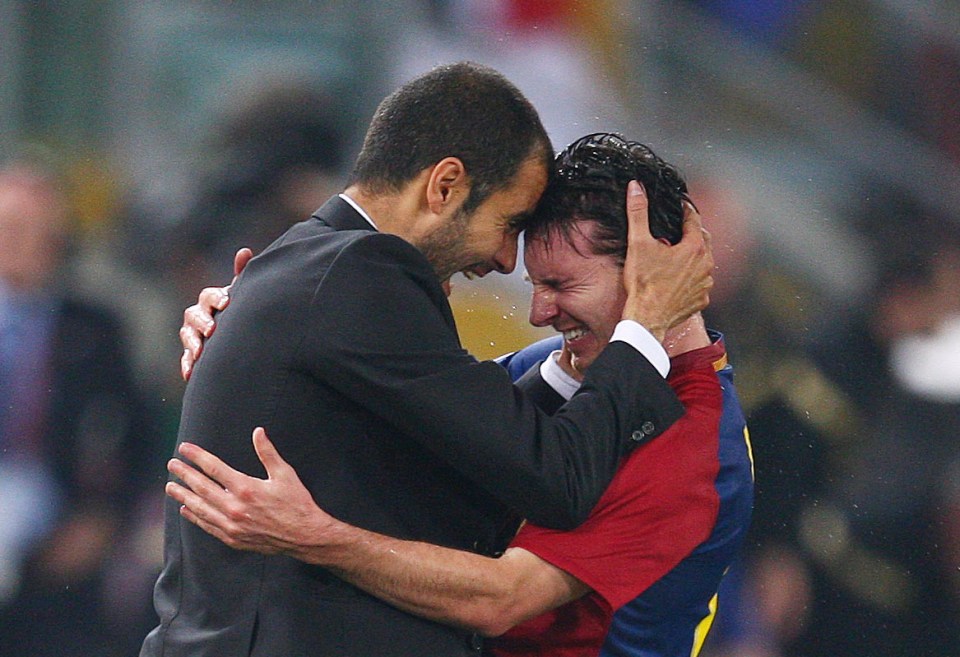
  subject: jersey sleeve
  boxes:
[495,336,562,381]
[509,365,725,610]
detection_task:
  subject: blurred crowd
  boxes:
[687,2,960,656]
[1,1,958,656]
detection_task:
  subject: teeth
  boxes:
[462,270,477,281]
[563,328,588,341]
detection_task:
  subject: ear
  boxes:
[425,157,469,215]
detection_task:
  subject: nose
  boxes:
[493,232,519,274]
[529,287,558,327]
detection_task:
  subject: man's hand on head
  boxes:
[619,182,713,342]
[179,248,254,381]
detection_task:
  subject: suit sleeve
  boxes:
[301,235,684,529]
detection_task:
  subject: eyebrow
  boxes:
[528,273,570,288]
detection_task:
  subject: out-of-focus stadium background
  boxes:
[1,1,958,655]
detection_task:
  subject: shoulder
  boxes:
[297,233,455,343]
[319,232,443,300]
[276,221,434,280]
[57,297,124,341]
[58,296,118,323]
[340,232,433,270]
[53,297,129,366]
[252,222,437,295]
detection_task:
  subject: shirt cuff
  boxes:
[539,351,581,402]
[611,320,670,378]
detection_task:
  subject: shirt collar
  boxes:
[338,193,378,230]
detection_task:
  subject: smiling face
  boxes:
[524,220,627,379]
[419,155,548,284]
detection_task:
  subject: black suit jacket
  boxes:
[142,196,683,657]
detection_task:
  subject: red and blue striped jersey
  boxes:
[493,332,754,657]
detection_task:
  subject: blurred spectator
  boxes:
[0,157,159,657]
[705,186,960,657]
[112,78,348,410]
[169,80,345,286]
[916,41,960,165]
[187,81,345,250]
[801,194,960,657]
[399,0,634,154]
[118,77,347,332]
[687,0,809,47]
[789,0,883,104]
[694,173,852,657]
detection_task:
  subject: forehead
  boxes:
[500,156,549,212]
[524,222,604,277]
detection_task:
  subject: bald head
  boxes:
[0,165,70,292]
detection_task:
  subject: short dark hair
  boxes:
[349,62,552,213]
[525,133,691,264]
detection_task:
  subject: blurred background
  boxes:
[0,0,958,655]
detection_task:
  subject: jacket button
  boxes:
[630,430,644,442]
[641,421,656,435]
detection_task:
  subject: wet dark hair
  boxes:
[349,62,553,213]
[524,132,691,264]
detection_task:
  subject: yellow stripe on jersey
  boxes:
[743,425,755,481]
[690,592,718,656]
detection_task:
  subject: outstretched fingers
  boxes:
[166,441,266,550]
[176,441,245,492]
[165,461,241,547]
[619,185,720,337]
[171,483,244,549]
[622,181,653,297]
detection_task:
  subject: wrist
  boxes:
[620,299,667,343]
[288,515,356,567]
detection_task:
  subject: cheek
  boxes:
[593,288,627,337]
[475,226,504,253]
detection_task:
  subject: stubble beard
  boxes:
[417,206,472,284]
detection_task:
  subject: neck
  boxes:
[342,185,412,242]
[662,313,709,358]
[343,174,438,245]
